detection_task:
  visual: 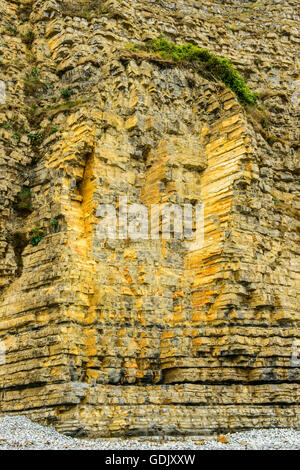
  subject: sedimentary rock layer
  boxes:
[0,0,299,436]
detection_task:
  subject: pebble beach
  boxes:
[0,416,299,450]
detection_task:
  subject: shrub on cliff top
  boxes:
[133,37,257,106]
[27,130,44,145]
[61,88,71,99]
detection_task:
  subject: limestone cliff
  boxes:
[0,0,299,437]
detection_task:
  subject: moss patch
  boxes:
[129,37,257,106]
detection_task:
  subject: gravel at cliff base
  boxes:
[0,416,299,450]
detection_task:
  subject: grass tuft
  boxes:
[131,37,257,106]
[30,228,44,246]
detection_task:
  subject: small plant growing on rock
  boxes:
[130,37,258,106]
[30,227,44,246]
[12,131,20,142]
[31,67,40,78]
[61,88,71,99]
[51,218,58,228]
[27,130,44,145]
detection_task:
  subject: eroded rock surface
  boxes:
[0,0,299,437]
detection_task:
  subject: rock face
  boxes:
[0,0,299,437]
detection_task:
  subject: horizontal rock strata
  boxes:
[0,0,299,436]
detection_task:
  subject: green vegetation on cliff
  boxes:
[130,37,257,106]
[30,228,44,246]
